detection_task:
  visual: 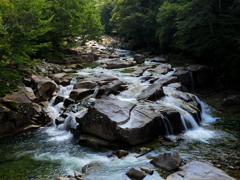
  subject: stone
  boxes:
[150,151,182,171]
[64,98,75,107]
[73,53,98,63]
[78,134,119,150]
[126,167,146,179]
[166,161,236,180]
[31,75,57,100]
[117,106,162,145]
[100,59,136,69]
[134,54,145,64]
[151,64,173,75]
[70,89,94,101]
[53,96,65,106]
[76,97,136,142]
[140,166,154,175]
[137,77,177,101]
[116,150,129,158]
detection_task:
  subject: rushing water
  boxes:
[0,48,240,180]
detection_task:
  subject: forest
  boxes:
[1,0,240,96]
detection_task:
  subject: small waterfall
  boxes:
[180,112,199,131]
[162,116,174,135]
[161,96,200,132]
[58,116,78,131]
[92,86,99,99]
[189,71,195,93]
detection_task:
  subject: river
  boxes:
[0,47,239,180]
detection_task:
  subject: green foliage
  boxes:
[110,0,163,48]
[0,64,21,97]
[0,0,103,96]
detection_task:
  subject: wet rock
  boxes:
[151,64,173,75]
[76,97,136,142]
[173,67,190,89]
[151,57,168,63]
[53,96,65,105]
[137,148,151,157]
[157,106,182,133]
[62,68,77,73]
[73,81,97,89]
[78,134,119,150]
[72,53,98,63]
[101,59,136,69]
[166,161,236,180]
[140,166,154,175]
[116,150,129,158]
[64,98,75,107]
[131,66,150,77]
[126,167,146,179]
[31,75,57,100]
[70,89,94,101]
[150,151,182,171]
[134,54,145,64]
[137,77,177,101]
[117,106,162,145]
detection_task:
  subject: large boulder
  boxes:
[31,75,57,100]
[76,97,136,142]
[76,97,164,145]
[0,86,50,137]
[166,161,236,180]
[117,106,162,145]
[150,151,182,171]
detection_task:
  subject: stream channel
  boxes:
[0,45,240,180]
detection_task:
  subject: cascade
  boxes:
[161,96,200,131]
[92,86,99,99]
[162,116,174,135]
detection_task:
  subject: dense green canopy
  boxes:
[1,0,240,96]
[0,0,103,96]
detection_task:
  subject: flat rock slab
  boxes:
[166,161,236,180]
[100,59,136,69]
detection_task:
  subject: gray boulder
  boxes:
[31,75,57,100]
[150,151,182,171]
[126,167,146,179]
[134,54,145,64]
[166,161,236,180]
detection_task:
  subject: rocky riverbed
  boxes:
[0,36,240,179]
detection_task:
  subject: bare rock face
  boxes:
[31,75,57,100]
[76,97,163,145]
[166,161,236,180]
[150,151,182,171]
